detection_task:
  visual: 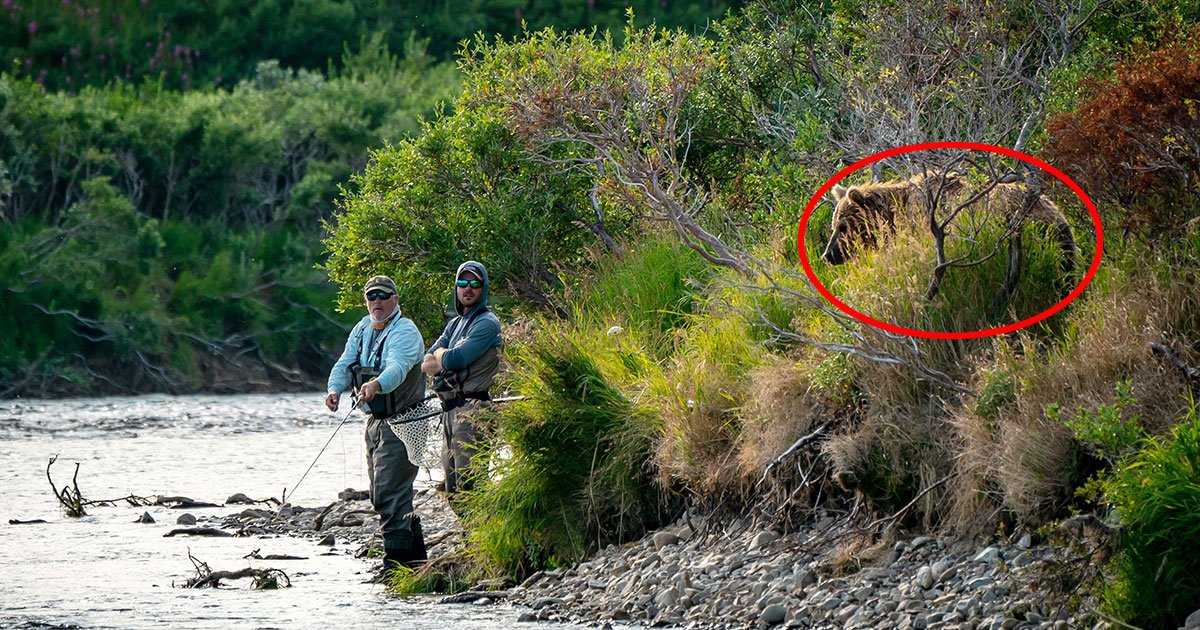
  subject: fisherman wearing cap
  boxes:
[421,261,503,498]
[325,275,428,570]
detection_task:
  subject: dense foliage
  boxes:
[0,37,460,394]
[324,5,1200,624]
[0,0,738,91]
[1045,27,1200,237]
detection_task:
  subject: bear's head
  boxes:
[821,184,892,265]
[820,172,963,265]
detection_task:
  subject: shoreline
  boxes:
[506,511,1108,629]
[218,489,1114,629]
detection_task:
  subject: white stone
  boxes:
[915,566,934,590]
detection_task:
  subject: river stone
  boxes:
[338,488,369,501]
[760,604,786,626]
[176,513,197,525]
[226,493,254,504]
[136,511,155,524]
[652,531,681,550]
[317,533,335,546]
[748,530,780,551]
[931,559,955,583]
[531,597,564,609]
[973,547,1000,564]
[915,566,934,590]
[1186,609,1200,629]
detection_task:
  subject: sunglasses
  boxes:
[365,290,394,301]
[456,279,483,289]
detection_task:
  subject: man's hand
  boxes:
[358,379,381,402]
[324,392,340,412]
[421,352,441,376]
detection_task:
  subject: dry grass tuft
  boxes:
[736,358,825,478]
[948,263,1200,531]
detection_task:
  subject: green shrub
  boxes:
[1060,380,1145,464]
[1097,402,1200,628]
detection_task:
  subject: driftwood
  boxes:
[244,549,307,561]
[8,519,48,525]
[156,496,222,509]
[46,458,158,517]
[311,502,338,531]
[1150,342,1200,383]
[183,550,290,589]
[163,527,234,537]
[439,590,508,604]
[46,456,86,517]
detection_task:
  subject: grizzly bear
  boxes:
[820,172,1076,302]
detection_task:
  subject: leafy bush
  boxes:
[324,93,606,331]
[1096,406,1200,628]
[1059,380,1146,464]
[1044,28,1200,237]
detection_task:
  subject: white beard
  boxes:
[371,305,400,324]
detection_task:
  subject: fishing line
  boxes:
[283,398,361,504]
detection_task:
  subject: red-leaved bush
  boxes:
[1044,28,1200,237]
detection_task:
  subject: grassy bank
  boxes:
[356,8,1200,626]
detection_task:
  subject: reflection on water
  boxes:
[0,393,572,629]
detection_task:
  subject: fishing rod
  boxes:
[282,397,363,505]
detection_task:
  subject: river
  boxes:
[0,393,576,629]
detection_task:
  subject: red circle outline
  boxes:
[797,142,1103,340]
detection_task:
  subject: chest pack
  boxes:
[349,325,403,419]
[431,307,493,412]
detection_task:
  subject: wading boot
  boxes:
[409,515,427,562]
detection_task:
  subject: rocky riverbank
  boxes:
[505,511,1119,630]
[206,490,1164,629]
[210,486,464,573]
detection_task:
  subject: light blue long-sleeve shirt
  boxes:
[327,314,425,395]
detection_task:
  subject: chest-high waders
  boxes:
[431,308,495,498]
[350,326,403,419]
[348,324,427,569]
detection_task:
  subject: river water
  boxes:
[0,393,573,629]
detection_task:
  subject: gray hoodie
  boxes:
[429,261,503,395]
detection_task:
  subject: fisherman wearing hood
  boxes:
[325,275,428,570]
[421,261,503,496]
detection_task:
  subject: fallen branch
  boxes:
[439,590,508,604]
[46,456,86,517]
[244,549,308,561]
[758,421,831,487]
[1150,342,1200,381]
[183,550,290,589]
[327,509,376,528]
[312,501,339,531]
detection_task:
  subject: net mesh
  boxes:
[386,398,445,469]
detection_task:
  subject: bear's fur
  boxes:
[820,172,1076,301]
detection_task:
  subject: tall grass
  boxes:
[948,238,1200,530]
[461,324,665,576]
[459,238,707,577]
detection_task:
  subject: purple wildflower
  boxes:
[28,21,36,36]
